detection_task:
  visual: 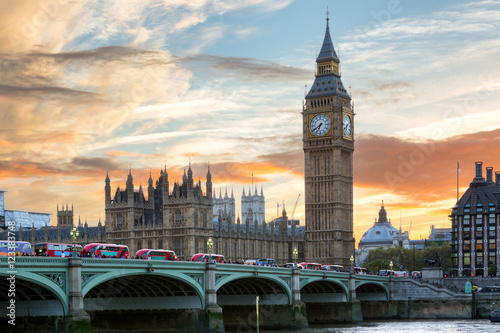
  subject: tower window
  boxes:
[175,210,182,225]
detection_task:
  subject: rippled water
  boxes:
[259,319,500,333]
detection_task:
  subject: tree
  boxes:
[489,264,498,277]
[363,242,452,275]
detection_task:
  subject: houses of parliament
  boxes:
[4,17,355,265]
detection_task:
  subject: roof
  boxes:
[316,18,339,63]
[305,18,350,100]
[359,221,398,246]
[359,204,398,246]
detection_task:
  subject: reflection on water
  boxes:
[254,319,500,333]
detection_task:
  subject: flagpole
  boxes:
[457,161,460,203]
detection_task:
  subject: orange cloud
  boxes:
[354,129,500,205]
[0,139,11,147]
[105,150,153,158]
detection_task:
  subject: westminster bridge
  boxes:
[0,257,475,332]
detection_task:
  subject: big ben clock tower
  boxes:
[303,15,354,265]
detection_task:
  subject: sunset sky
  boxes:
[1,0,500,246]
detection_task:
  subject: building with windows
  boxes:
[105,165,305,262]
[1,203,105,246]
[105,165,213,259]
[0,189,51,231]
[451,161,500,277]
[427,225,452,246]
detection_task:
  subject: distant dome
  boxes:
[359,203,398,246]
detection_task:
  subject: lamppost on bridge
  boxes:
[70,226,80,258]
[350,255,354,273]
[389,260,393,277]
[207,238,213,263]
[293,248,298,268]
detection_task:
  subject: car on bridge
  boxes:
[135,249,178,261]
[191,253,225,263]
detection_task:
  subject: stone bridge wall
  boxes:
[390,278,468,301]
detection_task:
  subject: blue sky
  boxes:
[1,0,500,243]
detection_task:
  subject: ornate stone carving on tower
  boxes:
[57,204,74,227]
[213,188,235,224]
[303,14,355,265]
[241,185,265,225]
[105,164,213,260]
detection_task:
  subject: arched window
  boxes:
[246,208,253,224]
[194,210,199,227]
[175,210,182,225]
[117,214,123,230]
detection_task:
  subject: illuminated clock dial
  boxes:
[343,114,352,137]
[310,114,330,136]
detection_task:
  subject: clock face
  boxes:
[343,114,352,137]
[310,114,331,137]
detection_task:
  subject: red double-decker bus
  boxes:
[34,242,82,257]
[135,249,178,261]
[82,243,129,258]
[191,253,225,263]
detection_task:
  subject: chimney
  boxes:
[496,171,500,185]
[486,167,493,184]
[475,161,484,180]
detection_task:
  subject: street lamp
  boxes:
[70,227,80,258]
[207,238,213,263]
[350,255,354,273]
[293,248,298,268]
[389,260,393,277]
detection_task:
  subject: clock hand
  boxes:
[313,123,323,132]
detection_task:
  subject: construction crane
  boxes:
[290,194,301,220]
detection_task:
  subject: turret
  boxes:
[162,165,169,198]
[126,170,134,204]
[206,165,212,199]
[148,170,154,203]
[105,171,111,203]
[187,163,194,195]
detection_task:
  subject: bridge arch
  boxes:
[0,272,68,316]
[355,281,389,301]
[300,277,349,303]
[216,274,291,305]
[83,270,205,309]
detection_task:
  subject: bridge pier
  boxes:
[67,257,91,333]
[291,267,309,330]
[205,262,225,333]
[349,272,363,323]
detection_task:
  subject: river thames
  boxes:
[254,319,500,333]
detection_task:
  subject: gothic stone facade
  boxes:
[105,165,213,260]
[213,208,305,264]
[303,18,355,265]
[105,166,305,263]
[3,204,105,247]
